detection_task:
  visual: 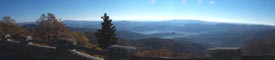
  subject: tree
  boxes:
[36,13,68,41]
[2,16,16,24]
[95,13,117,49]
[0,16,29,39]
[36,13,90,47]
[0,16,17,34]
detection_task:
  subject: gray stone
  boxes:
[56,38,77,50]
[20,35,32,45]
[104,45,136,60]
[4,34,11,41]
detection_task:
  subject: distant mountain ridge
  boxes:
[117,38,207,55]
[61,20,274,38]
[19,20,275,48]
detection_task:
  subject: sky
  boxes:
[0,0,274,25]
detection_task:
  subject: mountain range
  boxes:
[20,19,275,54]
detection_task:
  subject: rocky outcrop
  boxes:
[104,45,136,60]
[0,39,103,60]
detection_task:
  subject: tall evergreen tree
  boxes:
[95,13,117,49]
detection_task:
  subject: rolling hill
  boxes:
[20,20,275,50]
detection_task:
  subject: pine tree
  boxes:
[95,13,117,49]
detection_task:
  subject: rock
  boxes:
[4,34,11,41]
[56,38,76,51]
[104,45,136,60]
[20,35,32,45]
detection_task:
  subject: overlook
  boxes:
[0,0,275,60]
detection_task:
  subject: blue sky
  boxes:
[0,0,274,25]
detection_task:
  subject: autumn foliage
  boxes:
[0,16,30,40]
[35,13,68,41]
[135,47,196,58]
[35,13,90,47]
[66,31,90,47]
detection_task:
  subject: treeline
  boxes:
[0,16,29,40]
[0,13,90,48]
[1,12,273,57]
[0,13,199,58]
[0,12,118,51]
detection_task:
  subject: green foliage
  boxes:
[95,13,117,49]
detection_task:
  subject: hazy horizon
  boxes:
[16,19,274,26]
[0,0,275,59]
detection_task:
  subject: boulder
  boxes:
[104,45,136,60]
[56,38,76,51]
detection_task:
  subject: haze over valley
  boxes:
[20,19,275,55]
[1,0,275,59]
